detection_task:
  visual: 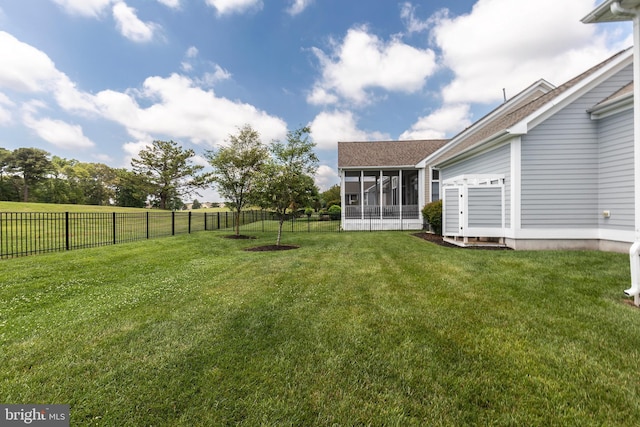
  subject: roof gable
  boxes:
[430,48,633,167]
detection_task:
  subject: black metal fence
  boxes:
[0,210,341,259]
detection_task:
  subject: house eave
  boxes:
[339,164,418,170]
[582,0,640,23]
[588,92,634,119]
[433,131,512,169]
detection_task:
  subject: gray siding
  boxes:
[521,64,633,228]
[468,187,502,228]
[444,188,459,235]
[598,108,634,230]
[441,143,511,228]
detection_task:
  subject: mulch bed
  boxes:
[244,245,299,252]
[411,232,512,250]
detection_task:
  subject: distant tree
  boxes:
[80,163,117,205]
[114,169,149,208]
[8,147,53,202]
[205,124,269,236]
[321,184,341,208]
[0,148,18,201]
[192,199,202,209]
[253,126,319,246]
[131,140,207,210]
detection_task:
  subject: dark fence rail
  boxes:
[0,210,341,259]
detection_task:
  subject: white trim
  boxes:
[510,137,522,231]
[443,174,505,187]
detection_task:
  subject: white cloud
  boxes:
[197,65,232,86]
[52,0,113,17]
[306,86,339,106]
[309,26,437,106]
[309,110,389,150]
[400,2,430,34]
[22,109,95,150]
[0,93,13,125]
[94,73,287,147]
[205,0,263,15]
[0,32,64,93]
[431,0,629,105]
[287,0,313,16]
[315,164,338,191]
[156,0,181,8]
[112,2,159,43]
[185,46,199,58]
[400,104,471,140]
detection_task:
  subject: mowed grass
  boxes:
[1,231,639,425]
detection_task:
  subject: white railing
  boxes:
[344,205,420,219]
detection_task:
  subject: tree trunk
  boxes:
[234,210,240,236]
[277,216,285,246]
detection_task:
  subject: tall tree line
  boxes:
[0,146,141,207]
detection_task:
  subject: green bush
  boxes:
[422,199,442,235]
[304,207,314,217]
[328,204,341,220]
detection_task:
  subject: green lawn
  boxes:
[1,231,639,425]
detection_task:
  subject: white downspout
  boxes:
[611,2,640,305]
[619,3,640,305]
[626,241,640,305]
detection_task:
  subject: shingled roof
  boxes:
[430,48,633,167]
[338,139,449,168]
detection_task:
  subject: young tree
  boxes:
[253,126,319,246]
[8,147,53,202]
[205,124,269,236]
[131,140,207,210]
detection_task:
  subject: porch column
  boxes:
[379,169,383,221]
[360,170,365,221]
[399,169,403,220]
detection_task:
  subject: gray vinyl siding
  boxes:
[468,187,502,228]
[521,64,633,228]
[441,143,511,228]
[598,108,634,230]
[444,188,459,235]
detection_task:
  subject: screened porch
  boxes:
[341,169,424,230]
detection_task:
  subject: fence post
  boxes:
[172,211,175,235]
[112,212,117,245]
[188,211,192,234]
[146,211,149,239]
[217,212,220,230]
[65,212,70,251]
[204,212,208,231]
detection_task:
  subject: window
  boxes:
[431,168,440,201]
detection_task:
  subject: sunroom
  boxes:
[337,139,449,231]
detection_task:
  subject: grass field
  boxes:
[1,231,639,425]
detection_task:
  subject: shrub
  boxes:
[422,199,442,235]
[328,204,341,220]
[304,207,314,217]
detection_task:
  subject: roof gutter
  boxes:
[611,1,637,17]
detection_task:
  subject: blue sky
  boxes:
[0,0,633,202]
